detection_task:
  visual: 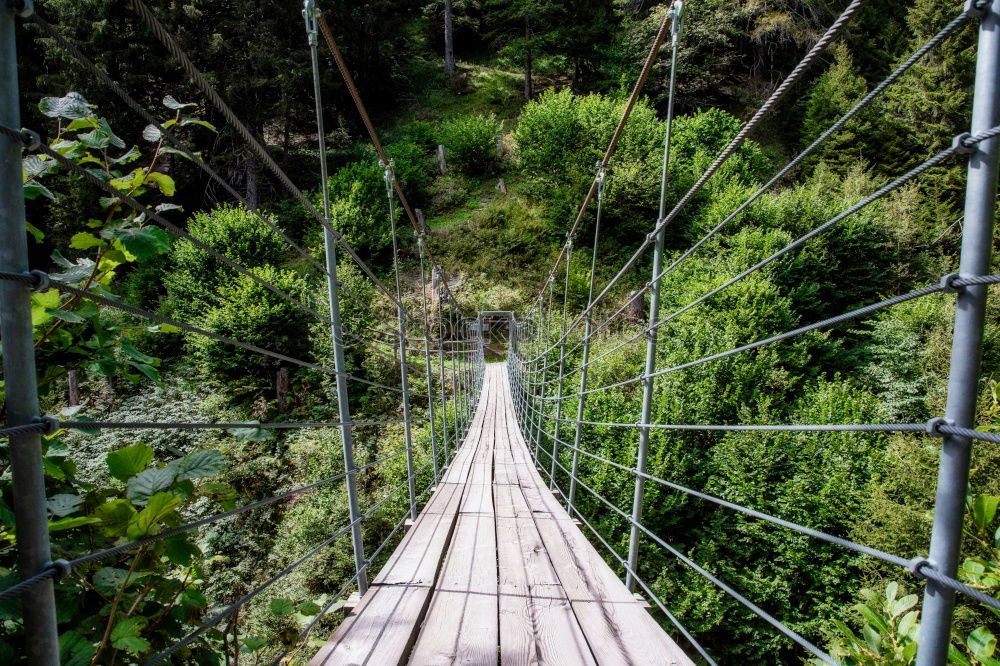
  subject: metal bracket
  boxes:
[37,415,59,435]
[669,0,685,41]
[908,556,933,579]
[29,269,49,292]
[939,272,962,293]
[48,558,72,580]
[925,417,954,436]
[965,0,990,19]
[302,0,319,45]
[9,0,33,17]
[952,132,976,155]
[20,129,41,151]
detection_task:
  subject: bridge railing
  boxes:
[0,1,484,663]
[507,1,1000,664]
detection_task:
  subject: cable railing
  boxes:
[0,1,485,665]
[507,1,1000,665]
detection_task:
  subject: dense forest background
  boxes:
[3,0,1000,663]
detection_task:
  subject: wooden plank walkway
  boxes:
[310,363,694,666]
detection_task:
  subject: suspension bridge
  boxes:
[2,0,1000,664]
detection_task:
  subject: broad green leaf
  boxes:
[148,323,182,334]
[127,491,180,538]
[270,598,295,616]
[180,118,217,132]
[107,443,154,482]
[242,636,267,651]
[144,171,176,196]
[69,232,105,250]
[112,635,149,655]
[108,226,170,261]
[126,467,177,505]
[862,623,881,653]
[172,449,225,481]
[110,617,147,652]
[50,309,85,323]
[885,581,898,605]
[93,567,128,595]
[974,496,999,531]
[39,92,92,119]
[120,338,158,364]
[50,257,96,284]
[232,422,274,441]
[891,594,918,618]
[155,202,183,213]
[855,603,890,634]
[970,627,997,659]
[47,493,84,517]
[897,609,918,639]
[163,94,196,110]
[298,601,321,615]
[59,630,97,666]
[22,155,57,177]
[48,516,100,532]
[950,643,975,666]
[77,118,125,150]
[94,499,137,536]
[108,146,141,164]
[201,481,237,510]
[23,179,55,201]
[164,534,201,566]
[128,361,161,383]
[26,221,44,243]
[141,124,161,142]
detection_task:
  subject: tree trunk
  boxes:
[67,369,80,407]
[444,0,456,75]
[572,59,582,91]
[523,17,533,100]
[276,367,290,413]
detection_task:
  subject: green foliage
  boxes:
[438,113,502,174]
[167,203,287,318]
[191,265,313,388]
[0,436,233,662]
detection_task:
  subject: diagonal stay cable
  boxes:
[547,135,1000,401]
[540,272,1000,395]
[314,12,465,312]
[24,9,330,281]
[16,135,331,326]
[125,0,398,305]
[530,7,674,306]
[524,0,867,365]
[553,0,975,368]
[0,270,407,394]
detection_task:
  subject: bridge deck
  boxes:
[310,363,693,665]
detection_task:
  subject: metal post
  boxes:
[448,298,462,451]
[1,2,60,662]
[534,281,554,459]
[382,161,417,521]
[627,0,682,592]
[437,281,451,468]
[550,237,573,488]
[917,1,1000,661]
[417,238,439,482]
[568,163,607,511]
[305,1,367,594]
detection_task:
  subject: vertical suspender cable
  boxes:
[417,235,439,482]
[303,1,367,595]
[383,161,418,521]
[550,238,574,488]
[0,2,59,663]
[567,163,607,511]
[627,0,683,592]
[917,0,1000,661]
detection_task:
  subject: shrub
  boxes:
[438,113,502,174]
[191,266,313,389]
[167,204,287,319]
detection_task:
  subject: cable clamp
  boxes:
[36,415,60,435]
[28,269,49,292]
[48,558,72,580]
[20,129,41,151]
[908,556,933,579]
[965,0,989,18]
[669,0,685,40]
[940,272,962,293]
[10,0,34,17]
[952,132,976,155]
[925,417,953,436]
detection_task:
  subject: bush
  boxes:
[167,204,287,319]
[191,266,314,389]
[438,113,501,174]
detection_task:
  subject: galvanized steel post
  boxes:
[417,237,439,481]
[917,0,1000,661]
[382,160,418,521]
[437,281,452,468]
[550,237,573,489]
[1,1,60,662]
[627,0,683,592]
[305,0,367,594]
[568,163,607,511]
